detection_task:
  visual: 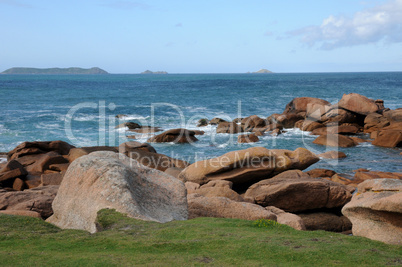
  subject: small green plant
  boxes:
[253,218,282,228]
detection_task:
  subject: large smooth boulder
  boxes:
[371,123,402,148]
[342,179,402,245]
[147,128,198,143]
[283,97,330,116]
[187,194,276,221]
[337,93,384,115]
[244,177,353,212]
[178,147,319,187]
[8,141,74,161]
[47,151,188,233]
[313,134,357,147]
[123,147,189,172]
[0,185,58,218]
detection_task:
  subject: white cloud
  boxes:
[289,0,402,49]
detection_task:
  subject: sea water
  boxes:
[1,73,401,174]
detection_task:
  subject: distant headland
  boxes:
[141,70,168,74]
[247,69,274,74]
[1,67,108,75]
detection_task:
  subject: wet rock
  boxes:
[238,134,259,143]
[313,134,357,147]
[216,122,244,134]
[148,129,198,143]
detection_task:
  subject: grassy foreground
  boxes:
[0,210,401,266]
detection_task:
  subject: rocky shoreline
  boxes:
[0,93,401,245]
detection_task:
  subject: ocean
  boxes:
[1,72,401,174]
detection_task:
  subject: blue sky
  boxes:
[1,0,401,73]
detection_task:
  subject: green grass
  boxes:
[0,209,401,266]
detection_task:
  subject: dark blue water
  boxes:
[1,73,401,174]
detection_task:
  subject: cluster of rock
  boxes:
[196,93,401,147]
[280,93,401,148]
[0,140,190,219]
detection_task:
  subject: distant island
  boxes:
[247,69,273,74]
[1,67,108,75]
[141,70,168,74]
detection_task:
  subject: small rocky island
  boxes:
[1,67,108,75]
[141,70,168,74]
[248,69,273,74]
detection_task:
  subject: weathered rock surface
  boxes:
[352,170,402,184]
[298,120,325,132]
[371,122,402,148]
[298,212,352,232]
[0,160,27,184]
[265,206,306,230]
[342,179,402,245]
[8,141,74,161]
[187,194,276,221]
[216,122,243,134]
[244,177,353,212]
[268,114,304,129]
[47,151,188,233]
[147,128,198,143]
[321,108,360,125]
[68,146,118,162]
[313,134,357,147]
[241,115,267,131]
[283,97,330,116]
[178,147,319,187]
[185,180,244,202]
[123,147,189,172]
[305,168,337,178]
[364,113,390,133]
[238,134,259,143]
[337,93,384,115]
[118,141,156,154]
[0,185,58,218]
